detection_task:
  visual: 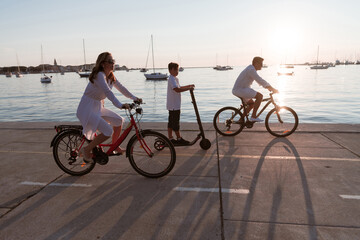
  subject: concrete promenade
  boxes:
[0,122,359,240]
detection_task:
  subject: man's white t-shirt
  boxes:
[233,65,270,90]
[167,75,181,110]
[232,65,270,99]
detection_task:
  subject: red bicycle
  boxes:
[50,101,176,178]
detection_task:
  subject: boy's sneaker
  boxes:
[170,138,177,145]
[250,117,263,122]
[177,137,190,145]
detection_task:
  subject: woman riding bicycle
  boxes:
[77,52,142,162]
[232,56,278,122]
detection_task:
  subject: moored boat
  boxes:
[77,70,91,78]
[40,74,52,83]
[310,65,329,69]
[311,46,328,70]
[213,65,233,71]
[40,45,52,83]
[144,35,168,80]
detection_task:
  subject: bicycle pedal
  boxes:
[109,151,123,156]
[245,121,254,128]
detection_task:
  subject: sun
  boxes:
[269,26,301,55]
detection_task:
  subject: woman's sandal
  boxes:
[112,147,125,156]
[80,148,93,163]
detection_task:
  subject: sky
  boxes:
[1,0,360,68]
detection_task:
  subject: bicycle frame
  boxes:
[241,93,278,121]
[80,105,154,158]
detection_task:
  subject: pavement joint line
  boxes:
[321,132,360,158]
[178,153,360,162]
[339,195,360,200]
[215,132,225,240]
[224,219,360,229]
[1,150,359,162]
[217,154,360,162]
[20,181,92,188]
[0,150,52,154]
[173,187,249,194]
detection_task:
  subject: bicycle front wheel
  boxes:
[127,130,176,178]
[213,106,245,136]
[53,130,95,176]
[265,106,298,137]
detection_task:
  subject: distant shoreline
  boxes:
[2,62,359,75]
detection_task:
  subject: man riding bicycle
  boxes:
[232,56,278,122]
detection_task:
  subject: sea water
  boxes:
[1,65,359,123]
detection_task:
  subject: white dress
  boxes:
[76,72,137,140]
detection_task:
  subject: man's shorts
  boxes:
[232,88,257,102]
[168,110,180,131]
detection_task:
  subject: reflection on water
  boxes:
[0,65,360,123]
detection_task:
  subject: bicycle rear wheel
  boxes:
[127,130,176,178]
[213,106,245,136]
[53,130,95,176]
[265,106,298,137]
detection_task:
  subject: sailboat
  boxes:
[213,54,233,71]
[40,45,52,83]
[15,53,23,78]
[5,71,12,78]
[78,39,91,77]
[140,38,150,72]
[144,35,168,80]
[178,54,184,72]
[310,46,328,69]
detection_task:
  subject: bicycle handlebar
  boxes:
[121,100,143,109]
[269,91,279,96]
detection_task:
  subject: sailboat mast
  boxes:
[16,53,20,72]
[316,45,319,65]
[145,39,151,69]
[83,39,87,68]
[151,35,155,73]
[41,44,45,73]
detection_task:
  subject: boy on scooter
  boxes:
[167,62,195,145]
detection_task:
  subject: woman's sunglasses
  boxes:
[104,59,115,64]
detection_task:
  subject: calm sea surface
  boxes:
[1,65,359,123]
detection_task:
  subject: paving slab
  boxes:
[322,132,360,156]
[224,221,360,240]
[0,174,221,240]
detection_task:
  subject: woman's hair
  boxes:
[89,52,115,84]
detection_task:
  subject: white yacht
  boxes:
[144,35,168,80]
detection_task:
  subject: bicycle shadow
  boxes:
[219,136,318,240]
[0,176,79,232]
[235,137,318,240]
[42,140,222,239]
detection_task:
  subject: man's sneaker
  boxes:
[177,137,190,145]
[170,138,177,145]
[250,117,263,122]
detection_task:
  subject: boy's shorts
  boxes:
[168,110,180,131]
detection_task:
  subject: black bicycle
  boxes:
[213,92,298,137]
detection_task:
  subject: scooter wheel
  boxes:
[200,139,211,150]
[154,139,165,151]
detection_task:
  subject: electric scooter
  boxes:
[172,89,211,150]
